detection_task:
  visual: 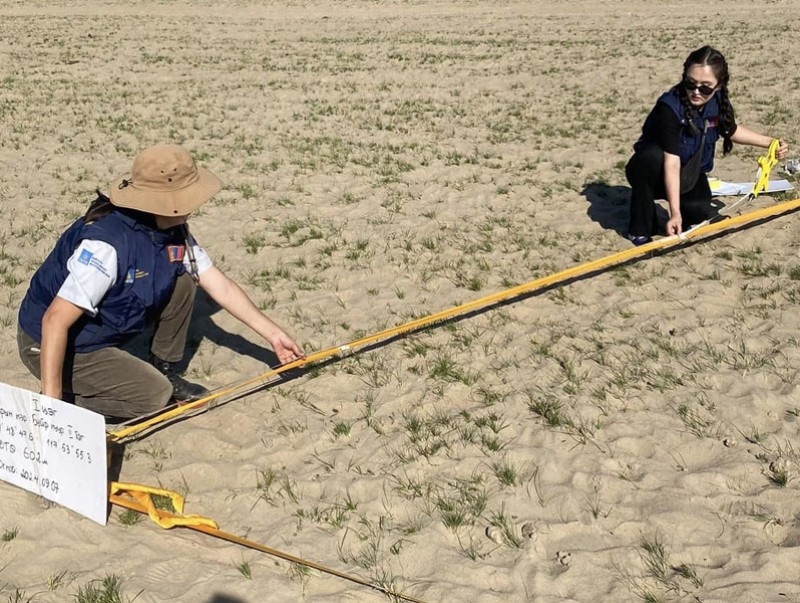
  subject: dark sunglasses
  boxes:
[683,80,717,96]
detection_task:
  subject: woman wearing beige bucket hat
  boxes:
[16,144,304,420]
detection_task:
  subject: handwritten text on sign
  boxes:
[0,382,107,525]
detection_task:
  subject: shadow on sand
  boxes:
[121,288,281,373]
[581,181,638,238]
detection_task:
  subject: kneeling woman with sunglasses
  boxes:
[625,45,788,245]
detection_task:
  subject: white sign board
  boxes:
[0,382,107,525]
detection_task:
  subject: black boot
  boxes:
[148,355,209,402]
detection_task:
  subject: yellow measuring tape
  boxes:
[109,196,799,444]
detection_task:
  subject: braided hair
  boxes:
[680,46,736,155]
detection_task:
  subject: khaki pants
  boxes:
[17,272,197,419]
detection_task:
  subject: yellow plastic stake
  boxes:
[110,482,218,529]
[752,138,781,197]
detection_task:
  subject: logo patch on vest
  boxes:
[167,245,185,263]
[76,247,110,277]
[78,249,93,265]
[706,117,718,129]
[125,269,149,284]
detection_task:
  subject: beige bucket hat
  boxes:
[110,144,222,216]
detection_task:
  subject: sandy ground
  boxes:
[2,1,800,601]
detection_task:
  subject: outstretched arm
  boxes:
[731,127,789,159]
[663,151,683,235]
[40,297,85,400]
[198,265,304,364]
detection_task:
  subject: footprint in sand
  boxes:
[520,521,536,541]
[485,525,504,544]
[555,550,572,566]
[138,559,213,594]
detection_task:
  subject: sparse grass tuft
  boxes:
[74,575,137,603]
[236,560,252,580]
[117,509,143,526]
[2,526,19,542]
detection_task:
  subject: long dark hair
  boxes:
[680,45,735,155]
[83,190,114,223]
[83,189,157,228]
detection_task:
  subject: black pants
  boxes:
[626,144,714,237]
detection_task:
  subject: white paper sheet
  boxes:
[0,383,107,525]
[710,178,794,196]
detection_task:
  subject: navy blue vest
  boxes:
[635,86,721,173]
[19,210,187,352]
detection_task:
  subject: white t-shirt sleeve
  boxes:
[183,237,213,276]
[57,240,118,316]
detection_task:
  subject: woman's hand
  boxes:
[776,138,789,160]
[666,214,683,236]
[199,266,305,366]
[267,331,305,365]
